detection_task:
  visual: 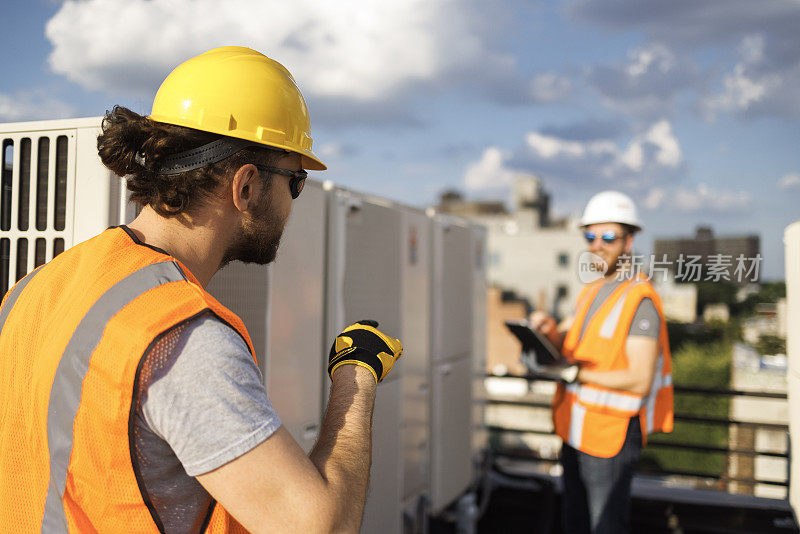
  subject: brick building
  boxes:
[653,226,761,286]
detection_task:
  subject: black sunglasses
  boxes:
[584,231,625,244]
[255,164,307,199]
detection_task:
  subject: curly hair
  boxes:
[97,106,278,217]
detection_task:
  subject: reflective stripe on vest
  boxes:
[566,382,643,413]
[568,402,587,450]
[598,291,627,339]
[41,261,187,533]
[0,266,43,331]
[644,353,673,434]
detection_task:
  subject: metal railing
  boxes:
[484,374,790,491]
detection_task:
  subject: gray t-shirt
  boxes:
[132,312,282,534]
[578,278,660,341]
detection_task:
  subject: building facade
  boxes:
[654,226,761,286]
[437,175,585,320]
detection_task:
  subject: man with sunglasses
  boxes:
[529,191,673,534]
[0,47,403,532]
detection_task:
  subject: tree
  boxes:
[755,334,786,356]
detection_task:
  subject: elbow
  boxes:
[631,380,652,397]
[312,501,340,534]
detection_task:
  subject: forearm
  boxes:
[309,365,376,532]
[575,335,659,396]
[551,316,573,352]
[577,367,649,395]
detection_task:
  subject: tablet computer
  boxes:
[505,319,565,366]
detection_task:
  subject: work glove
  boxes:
[522,353,579,384]
[328,320,403,384]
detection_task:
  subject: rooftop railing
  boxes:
[484,374,790,492]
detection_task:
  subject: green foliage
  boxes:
[694,280,786,318]
[759,281,786,302]
[666,319,740,354]
[639,340,732,477]
[755,334,786,356]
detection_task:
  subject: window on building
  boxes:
[557,252,569,267]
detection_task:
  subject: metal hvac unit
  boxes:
[401,209,432,519]
[326,188,403,534]
[471,224,488,457]
[206,179,327,453]
[785,220,800,516]
[0,117,131,301]
[429,215,475,513]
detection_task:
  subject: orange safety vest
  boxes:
[552,274,673,458]
[0,227,249,533]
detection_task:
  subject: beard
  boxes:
[221,192,286,266]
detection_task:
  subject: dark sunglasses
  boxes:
[255,164,307,199]
[584,231,625,244]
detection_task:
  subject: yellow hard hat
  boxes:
[149,46,326,170]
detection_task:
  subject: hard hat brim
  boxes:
[579,218,642,232]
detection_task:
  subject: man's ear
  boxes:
[624,233,634,254]
[231,164,259,213]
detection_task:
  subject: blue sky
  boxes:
[2,0,798,279]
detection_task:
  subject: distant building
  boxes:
[437,175,585,319]
[728,343,788,499]
[654,226,760,286]
[652,277,698,323]
[436,189,508,218]
[485,287,529,375]
[742,302,784,345]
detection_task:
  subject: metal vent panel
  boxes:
[1,130,76,300]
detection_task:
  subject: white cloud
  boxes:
[44,0,526,121]
[463,147,517,192]
[465,120,684,196]
[626,43,677,78]
[528,72,572,102]
[525,131,611,160]
[645,183,752,212]
[702,34,800,119]
[588,43,700,119]
[0,92,75,122]
[524,120,680,175]
[779,172,800,190]
[640,120,681,167]
[318,142,356,159]
[643,187,665,209]
[574,0,800,119]
[572,0,800,47]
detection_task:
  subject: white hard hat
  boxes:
[580,191,642,232]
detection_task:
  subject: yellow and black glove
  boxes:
[328,320,403,384]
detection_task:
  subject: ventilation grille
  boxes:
[1,131,75,301]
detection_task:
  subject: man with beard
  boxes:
[0,47,403,533]
[529,191,673,534]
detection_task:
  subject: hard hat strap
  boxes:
[148,137,287,175]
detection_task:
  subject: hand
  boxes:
[523,357,579,384]
[328,320,403,384]
[528,310,557,337]
[559,365,580,384]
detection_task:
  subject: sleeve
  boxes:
[628,297,660,339]
[140,312,283,476]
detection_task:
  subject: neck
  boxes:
[125,205,232,287]
[605,257,631,281]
